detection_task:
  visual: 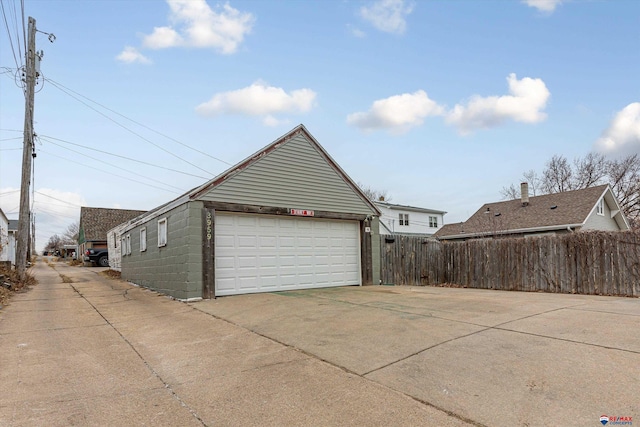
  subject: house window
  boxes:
[113,233,118,248]
[121,237,126,256]
[597,198,604,216]
[399,213,409,226]
[429,216,438,228]
[140,227,147,252]
[158,218,168,247]
[126,234,131,255]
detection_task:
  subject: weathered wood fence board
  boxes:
[380,231,640,297]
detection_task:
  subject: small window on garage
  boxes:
[597,198,604,216]
[158,218,168,247]
[126,234,131,255]
[140,227,147,252]
[121,237,126,256]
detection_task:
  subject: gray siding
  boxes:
[582,198,620,231]
[198,133,374,215]
[121,201,204,300]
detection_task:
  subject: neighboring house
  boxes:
[78,207,146,263]
[107,221,138,271]
[7,219,17,266]
[435,183,630,241]
[375,201,446,237]
[119,125,381,300]
[0,209,9,266]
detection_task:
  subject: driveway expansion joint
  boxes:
[68,283,208,427]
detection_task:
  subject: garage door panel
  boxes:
[215,213,361,296]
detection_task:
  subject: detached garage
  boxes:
[120,125,381,300]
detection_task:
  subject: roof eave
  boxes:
[438,223,585,240]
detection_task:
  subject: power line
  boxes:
[39,139,187,192]
[0,0,21,70]
[38,134,209,180]
[44,77,232,166]
[39,149,182,195]
[44,78,219,176]
[34,190,82,207]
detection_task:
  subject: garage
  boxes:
[120,125,381,300]
[215,213,361,296]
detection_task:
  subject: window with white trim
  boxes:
[126,234,131,255]
[158,218,168,247]
[429,216,438,228]
[121,236,126,256]
[140,227,147,252]
[399,213,409,226]
[596,198,604,216]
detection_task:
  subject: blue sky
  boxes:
[1,0,639,251]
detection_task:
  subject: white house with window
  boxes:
[374,201,446,236]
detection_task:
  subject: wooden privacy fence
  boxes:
[380,231,640,296]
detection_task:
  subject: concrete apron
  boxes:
[194,285,640,427]
[1,260,467,426]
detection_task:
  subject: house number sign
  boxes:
[206,211,213,241]
[290,209,314,217]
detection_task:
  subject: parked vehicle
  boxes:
[84,249,109,267]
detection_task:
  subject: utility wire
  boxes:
[39,139,187,192]
[0,0,21,70]
[44,77,232,166]
[39,149,182,195]
[38,134,209,180]
[45,78,219,176]
[34,190,82,207]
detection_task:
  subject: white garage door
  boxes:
[215,213,361,296]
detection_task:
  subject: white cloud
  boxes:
[347,90,444,133]
[523,0,563,13]
[116,46,152,64]
[348,25,366,38]
[360,0,414,35]
[594,103,640,157]
[195,81,317,124]
[446,73,550,134]
[142,0,254,54]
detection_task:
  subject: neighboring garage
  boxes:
[118,125,381,300]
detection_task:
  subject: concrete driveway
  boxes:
[2,260,638,426]
[194,286,639,427]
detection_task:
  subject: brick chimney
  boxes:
[521,182,529,206]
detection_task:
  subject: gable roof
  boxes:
[79,207,147,243]
[436,185,629,240]
[124,125,380,230]
[374,201,447,215]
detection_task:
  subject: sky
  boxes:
[1,0,639,252]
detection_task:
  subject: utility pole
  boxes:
[16,17,36,280]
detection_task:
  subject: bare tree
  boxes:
[500,169,541,200]
[357,182,391,202]
[44,234,62,253]
[502,153,640,229]
[573,152,607,189]
[61,221,79,245]
[606,154,640,228]
[541,155,574,193]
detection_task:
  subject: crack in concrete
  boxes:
[68,283,208,427]
[190,303,487,427]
